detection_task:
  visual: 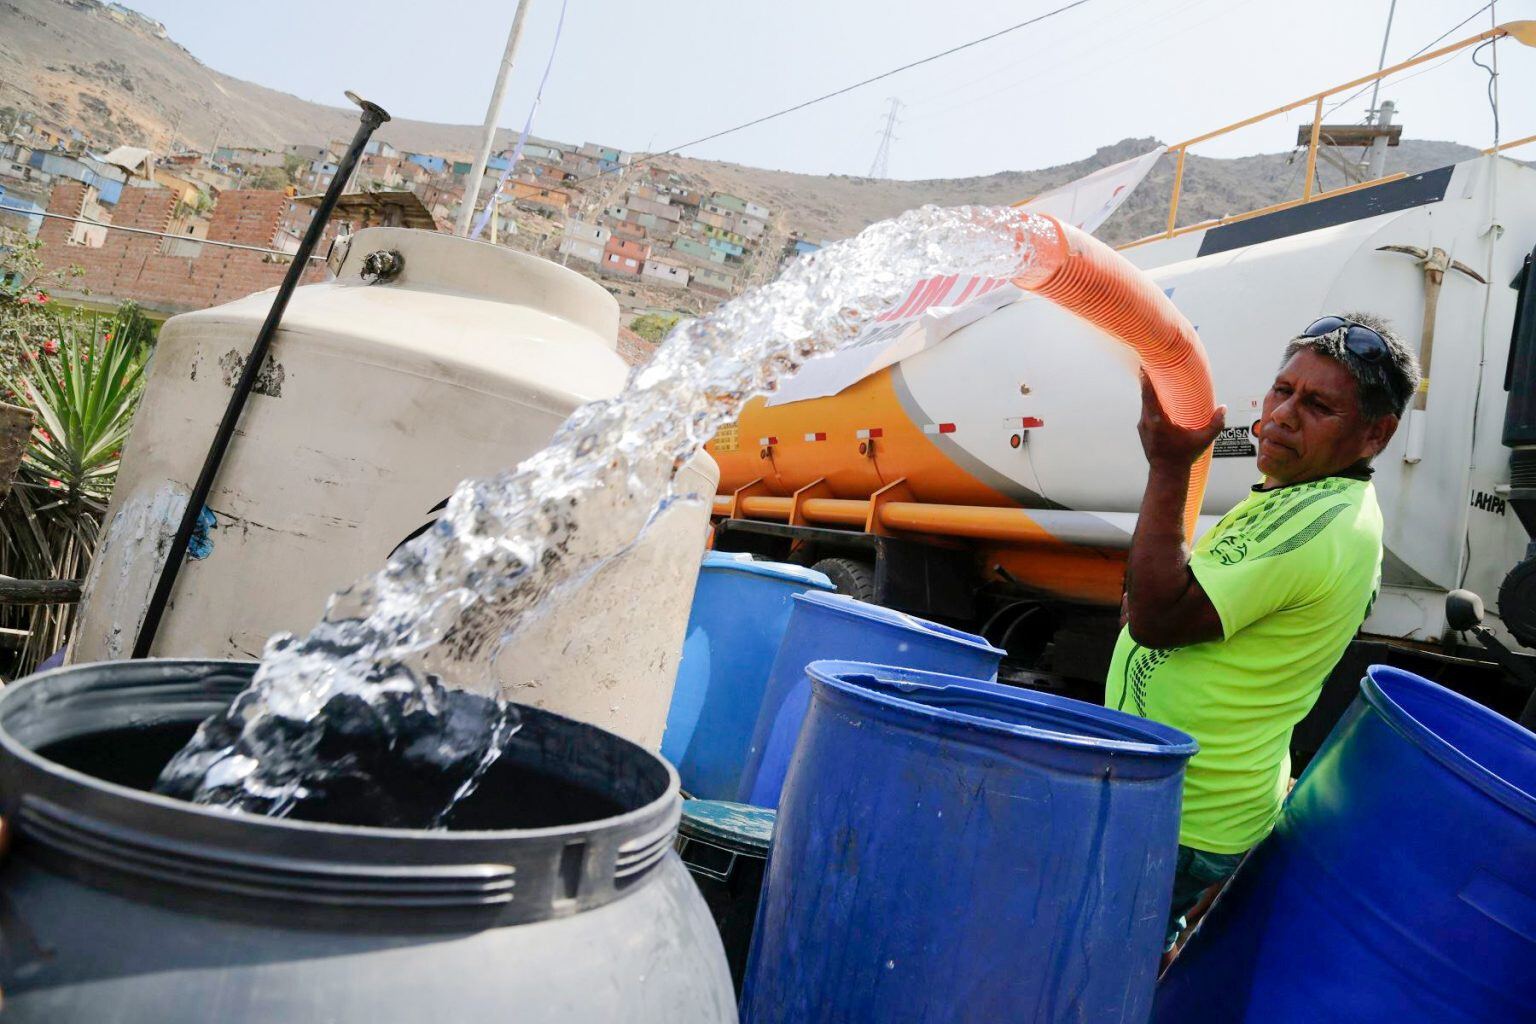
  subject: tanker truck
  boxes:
[706,153,1536,753]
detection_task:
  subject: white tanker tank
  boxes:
[73,227,716,748]
[709,155,1536,656]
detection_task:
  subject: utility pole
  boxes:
[455,0,534,237]
[1365,0,1398,129]
[1366,100,1395,180]
[207,116,227,164]
[868,97,902,179]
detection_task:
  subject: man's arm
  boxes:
[1125,373,1226,649]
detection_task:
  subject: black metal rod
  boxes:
[132,94,391,659]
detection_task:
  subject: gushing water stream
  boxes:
[155,206,1056,826]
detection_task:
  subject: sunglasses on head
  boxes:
[1301,316,1388,363]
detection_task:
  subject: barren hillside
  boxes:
[0,0,1489,248]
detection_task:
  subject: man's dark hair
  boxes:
[1282,311,1421,419]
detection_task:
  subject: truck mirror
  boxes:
[1445,589,1486,632]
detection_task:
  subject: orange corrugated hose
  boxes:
[1011,213,1216,540]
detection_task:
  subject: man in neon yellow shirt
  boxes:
[1104,313,1421,954]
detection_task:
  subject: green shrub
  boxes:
[0,303,154,677]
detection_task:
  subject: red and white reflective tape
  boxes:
[1021,416,1045,429]
[759,436,778,446]
[804,432,827,442]
[923,423,957,435]
[855,428,884,439]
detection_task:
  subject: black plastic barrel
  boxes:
[0,660,737,1022]
[674,799,775,993]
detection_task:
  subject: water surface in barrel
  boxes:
[154,206,1057,827]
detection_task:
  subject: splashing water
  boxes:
[155,206,1057,825]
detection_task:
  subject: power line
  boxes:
[1323,1,1494,119]
[564,0,1092,191]
[904,0,1233,126]
[10,209,326,260]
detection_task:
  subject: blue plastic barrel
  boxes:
[738,592,1004,807]
[661,553,832,799]
[1155,665,1536,1023]
[740,660,1197,1024]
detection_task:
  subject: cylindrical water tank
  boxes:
[75,227,631,664]
[738,593,1003,807]
[661,554,834,799]
[73,227,713,747]
[0,660,737,1022]
[1155,666,1536,1023]
[740,660,1197,1023]
[458,450,720,749]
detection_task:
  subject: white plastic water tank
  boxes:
[460,453,720,750]
[73,226,711,747]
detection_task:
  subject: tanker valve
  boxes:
[360,249,405,284]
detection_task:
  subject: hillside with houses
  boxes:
[0,0,1494,333]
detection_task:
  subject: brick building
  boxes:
[36,181,329,315]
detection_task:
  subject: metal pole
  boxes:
[454,0,533,238]
[131,92,391,659]
[1366,0,1398,123]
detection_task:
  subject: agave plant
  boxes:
[0,305,154,678]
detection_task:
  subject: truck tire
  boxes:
[811,557,876,602]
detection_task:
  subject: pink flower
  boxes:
[37,429,51,443]
[17,295,30,305]
[47,479,63,489]
[43,339,59,355]
[23,350,38,362]
[34,293,48,304]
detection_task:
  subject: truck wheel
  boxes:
[811,557,876,602]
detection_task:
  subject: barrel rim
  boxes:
[790,593,1005,656]
[0,659,685,924]
[700,552,835,590]
[678,799,774,855]
[806,659,1198,759]
[0,658,680,843]
[1362,664,1536,822]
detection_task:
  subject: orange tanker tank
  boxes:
[707,214,1216,609]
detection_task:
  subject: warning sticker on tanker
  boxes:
[712,422,741,453]
[1212,426,1257,459]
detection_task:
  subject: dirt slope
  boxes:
[0,0,1488,248]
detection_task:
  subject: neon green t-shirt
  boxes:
[1105,474,1383,854]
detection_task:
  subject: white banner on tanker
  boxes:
[766,146,1166,407]
[1017,145,1166,235]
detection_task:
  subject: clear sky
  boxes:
[125,0,1534,179]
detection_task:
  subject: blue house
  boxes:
[28,152,124,204]
[406,153,448,175]
[0,187,45,238]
